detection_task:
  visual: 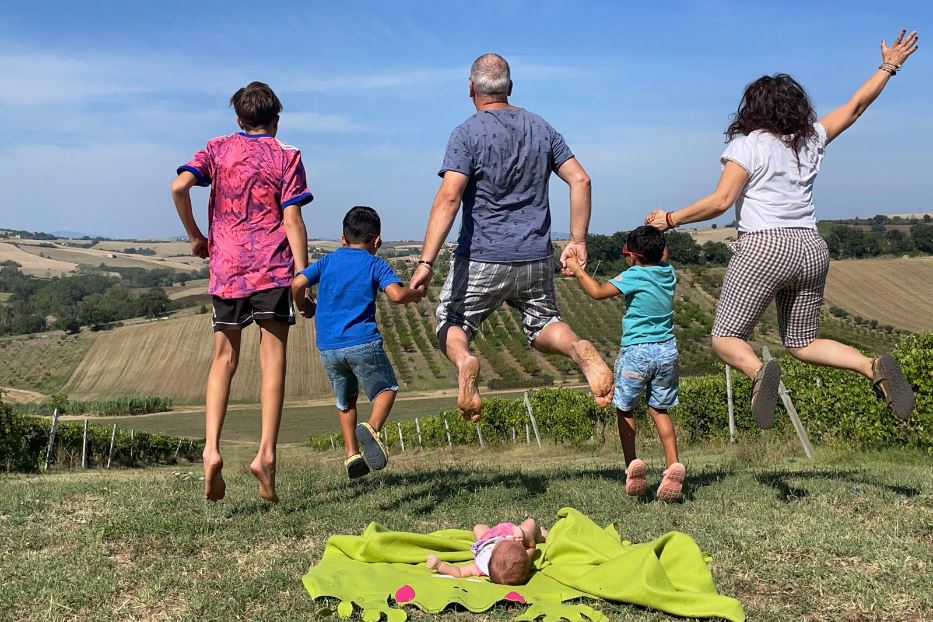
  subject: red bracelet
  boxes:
[665,212,677,229]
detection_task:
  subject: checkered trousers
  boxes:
[436,256,561,344]
[712,228,829,348]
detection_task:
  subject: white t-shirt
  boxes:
[721,122,827,232]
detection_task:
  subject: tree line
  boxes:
[0,263,204,336]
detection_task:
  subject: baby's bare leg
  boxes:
[519,518,546,545]
[473,524,490,540]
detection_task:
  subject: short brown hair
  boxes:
[230,81,282,130]
[488,540,531,585]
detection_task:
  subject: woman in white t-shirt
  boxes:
[646,30,918,427]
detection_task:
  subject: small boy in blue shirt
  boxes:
[292,206,426,479]
[564,225,684,501]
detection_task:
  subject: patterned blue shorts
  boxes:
[613,338,679,411]
[320,340,398,411]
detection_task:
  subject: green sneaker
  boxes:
[355,422,388,470]
[345,453,370,480]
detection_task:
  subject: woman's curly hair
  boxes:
[726,74,817,163]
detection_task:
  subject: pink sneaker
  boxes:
[656,463,686,501]
[624,459,647,497]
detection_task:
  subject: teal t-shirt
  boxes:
[608,263,676,346]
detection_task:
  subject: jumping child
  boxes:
[291,206,426,479]
[171,81,313,502]
[564,226,685,500]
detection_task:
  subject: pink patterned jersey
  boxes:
[178,132,313,299]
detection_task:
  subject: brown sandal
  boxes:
[872,355,914,420]
[751,360,781,429]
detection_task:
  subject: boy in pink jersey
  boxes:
[171,81,313,502]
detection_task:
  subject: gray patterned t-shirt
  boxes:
[439,107,574,262]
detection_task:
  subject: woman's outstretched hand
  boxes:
[882,30,919,68]
[645,210,670,231]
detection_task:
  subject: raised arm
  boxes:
[410,172,469,289]
[170,171,208,258]
[384,282,426,304]
[555,157,592,275]
[564,246,620,300]
[644,161,748,231]
[820,30,919,145]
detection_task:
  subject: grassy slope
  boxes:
[0,331,95,395]
[1,440,931,622]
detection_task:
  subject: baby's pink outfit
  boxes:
[471,522,518,576]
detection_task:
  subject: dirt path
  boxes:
[2,387,47,404]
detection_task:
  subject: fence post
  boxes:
[443,417,452,448]
[174,439,183,460]
[329,435,336,451]
[512,427,517,444]
[476,425,485,448]
[129,429,135,463]
[44,408,60,471]
[397,422,406,452]
[761,346,814,459]
[415,417,423,447]
[525,422,531,444]
[106,424,117,469]
[523,392,542,448]
[81,419,89,469]
[725,365,736,444]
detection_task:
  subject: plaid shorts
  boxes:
[712,228,829,348]
[436,256,561,343]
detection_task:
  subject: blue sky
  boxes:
[1,1,930,240]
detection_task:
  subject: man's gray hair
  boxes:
[470,53,511,98]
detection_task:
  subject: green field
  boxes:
[2,439,931,621]
[87,392,527,443]
[0,331,95,395]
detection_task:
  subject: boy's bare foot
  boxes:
[203,451,226,501]
[571,340,613,407]
[458,356,483,422]
[249,455,279,503]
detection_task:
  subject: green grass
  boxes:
[88,393,525,443]
[2,439,931,621]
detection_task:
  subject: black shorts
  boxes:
[211,287,295,331]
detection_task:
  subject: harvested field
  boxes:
[166,278,209,300]
[63,314,332,404]
[13,241,200,271]
[93,240,195,257]
[0,242,77,276]
[825,256,933,332]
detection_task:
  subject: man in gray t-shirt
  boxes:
[410,53,613,422]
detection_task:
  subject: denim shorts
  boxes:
[319,340,398,411]
[613,338,679,411]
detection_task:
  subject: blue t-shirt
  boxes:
[609,264,677,347]
[439,107,574,263]
[301,247,401,351]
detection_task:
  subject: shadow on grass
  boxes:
[755,469,920,502]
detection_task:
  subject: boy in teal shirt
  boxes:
[564,226,684,501]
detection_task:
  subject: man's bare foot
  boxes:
[571,340,613,407]
[249,455,279,503]
[203,451,226,501]
[458,356,483,423]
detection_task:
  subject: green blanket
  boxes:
[303,507,745,622]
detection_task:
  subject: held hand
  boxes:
[409,263,433,290]
[882,30,919,68]
[190,234,208,259]
[563,245,583,276]
[301,291,316,319]
[413,284,428,301]
[426,554,441,570]
[559,241,587,276]
[645,210,670,231]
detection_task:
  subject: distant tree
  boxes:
[711,223,718,229]
[910,224,933,254]
[701,241,730,265]
[884,229,913,254]
[666,231,701,264]
[924,214,931,223]
[137,288,170,318]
